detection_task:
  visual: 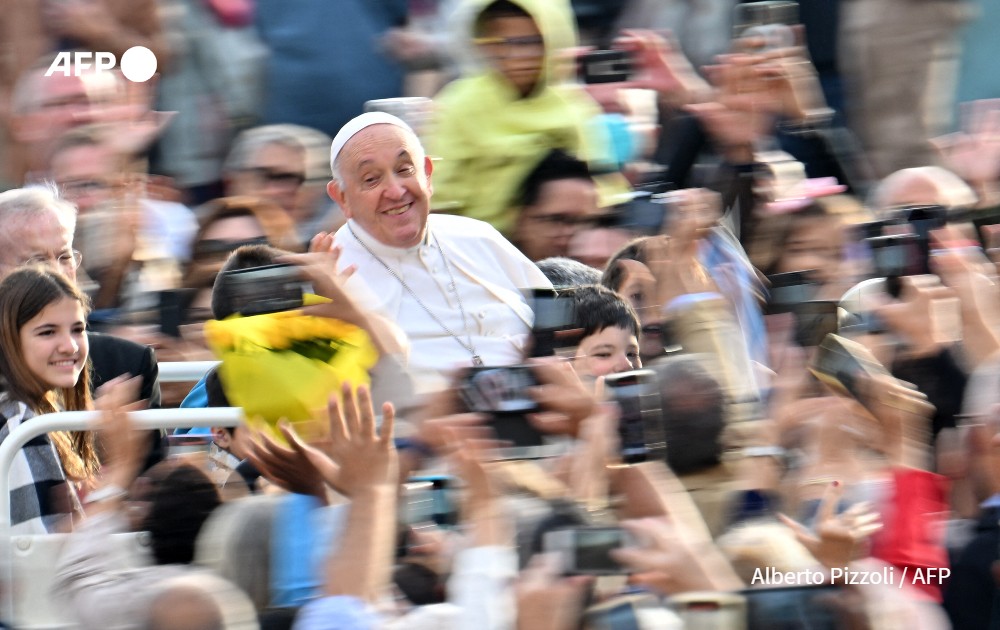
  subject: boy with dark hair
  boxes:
[565,284,641,379]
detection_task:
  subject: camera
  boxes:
[217,263,313,317]
[765,270,819,315]
[459,365,545,448]
[400,475,458,528]
[526,288,580,357]
[732,1,799,51]
[578,49,633,84]
[543,526,632,575]
[605,369,665,464]
[808,333,893,405]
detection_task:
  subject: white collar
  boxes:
[346,219,432,259]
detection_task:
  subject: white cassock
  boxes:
[335,214,552,393]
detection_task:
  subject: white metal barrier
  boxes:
[157,360,220,383]
[0,407,243,627]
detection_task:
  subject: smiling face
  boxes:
[0,210,78,283]
[328,124,433,249]
[19,296,88,391]
[574,325,640,379]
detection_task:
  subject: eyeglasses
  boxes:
[474,35,545,59]
[531,213,597,229]
[58,178,113,195]
[244,167,307,188]
[23,250,84,270]
[193,236,270,261]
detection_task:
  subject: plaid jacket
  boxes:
[0,394,72,534]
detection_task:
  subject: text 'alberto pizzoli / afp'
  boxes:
[751,566,951,589]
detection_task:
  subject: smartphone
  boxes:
[217,263,313,317]
[544,527,632,575]
[742,585,848,630]
[809,333,893,405]
[400,475,458,528]
[766,270,819,315]
[732,1,798,51]
[527,289,580,357]
[793,300,839,347]
[669,592,748,630]
[578,49,633,84]
[460,366,545,447]
[866,234,922,298]
[584,593,665,630]
[605,369,665,464]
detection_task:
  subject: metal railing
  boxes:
[0,407,243,625]
[157,360,220,383]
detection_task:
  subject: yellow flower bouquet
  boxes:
[204,300,378,440]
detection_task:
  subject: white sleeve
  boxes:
[446,545,519,630]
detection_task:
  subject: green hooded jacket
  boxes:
[426,0,612,236]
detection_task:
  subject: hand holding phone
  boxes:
[543,527,632,575]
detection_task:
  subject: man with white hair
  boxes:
[327,112,551,391]
[0,185,161,406]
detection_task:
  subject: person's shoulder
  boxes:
[429,213,504,238]
[87,331,153,358]
[0,394,30,424]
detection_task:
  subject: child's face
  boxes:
[574,326,641,379]
[479,15,544,96]
[19,296,88,391]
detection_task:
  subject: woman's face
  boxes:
[775,216,845,286]
[19,297,88,390]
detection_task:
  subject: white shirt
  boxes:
[335,215,552,393]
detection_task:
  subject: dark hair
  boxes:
[535,257,602,289]
[141,462,222,565]
[652,356,726,474]
[749,200,832,276]
[210,244,287,320]
[519,150,593,208]
[476,0,532,35]
[0,266,91,413]
[600,237,651,293]
[566,284,639,339]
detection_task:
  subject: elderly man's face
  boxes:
[328,124,432,249]
[0,210,77,283]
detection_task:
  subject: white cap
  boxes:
[329,112,416,172]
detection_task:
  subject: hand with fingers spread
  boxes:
[320,383,398,601]
[932,99,1000,200]
[613,29,711,108]
[526,358,598,437]
[325,383,397,495]
[279,249,405,355]
[779,482,882,570]
[246,424,338,502]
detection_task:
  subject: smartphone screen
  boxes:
[742,585,847,630]
[220,263,313,317]
[578,49,633,84]
[766,270,819,315]
[605,369,664,464]
[460,366,545,447]
[793,301,839,347]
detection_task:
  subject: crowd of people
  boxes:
[0,0,999,628]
